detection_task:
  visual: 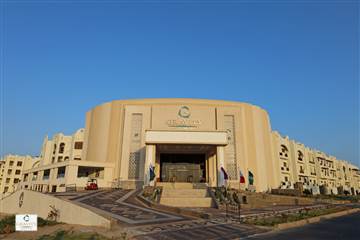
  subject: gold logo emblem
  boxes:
[178,106,190,118]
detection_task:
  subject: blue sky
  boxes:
[1,1,359,166]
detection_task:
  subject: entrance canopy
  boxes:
[145,130,228,145]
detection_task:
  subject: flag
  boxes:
[240,170,245,183]
[248,171,254,185]
[149,164,156,181]
[221,167,228,180]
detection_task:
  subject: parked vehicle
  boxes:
[85,178,98,190]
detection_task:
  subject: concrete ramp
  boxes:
[0,190,111,228]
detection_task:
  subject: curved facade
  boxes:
[82,99,279,191]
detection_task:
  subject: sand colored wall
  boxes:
[271,131,360,195]
[83,99,278,192]
[0,190,111,228]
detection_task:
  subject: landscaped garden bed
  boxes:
[243,205,351,226]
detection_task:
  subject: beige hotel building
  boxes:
[1,99,359,197]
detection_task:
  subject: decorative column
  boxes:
[217,146,225,187]
[144,144,156,186]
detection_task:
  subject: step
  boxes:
[161,189,208,198]
[157,182,195,189]
[160,197,213,208]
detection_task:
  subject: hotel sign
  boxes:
[16,214,37,231]
[167,106,202,128]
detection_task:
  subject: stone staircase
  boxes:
[158,182,214,208]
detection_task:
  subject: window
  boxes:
[7,169,12,175]
[74,157,81,161]
[298,151,303,161]
[4,187,8,193]
[57,167,66,178]
[32,172,38,181]
[52,157,55,163]
[280,145,289,157]
[58,156,63,162]
[9,161,14,166]
[64,156,69,161]
[23,174,29,182]
[74,142,83,149]
[43,169,50,180]
[59,143,65,153]
[53,144,57,154]
[77,166,104,178]
[17,161,23,167]
[6,178,10,183]
[13,178,20,184]
[15,170,21,175]
[285,176,288,182]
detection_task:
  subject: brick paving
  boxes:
[58,190,311,239]
[71,189,183,225]
[60,189,268,239]
[130,220,267,240]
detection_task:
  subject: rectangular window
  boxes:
[9,161,14,166]
[58,156,63,162]
[23,174,29,182]
[7,169,12,175]
[77,166,104,178]
[43,169,50,180]
[14,178,20,183]
[32,172,38,181]
[17,161,23,167]
[57,167,66,178]
[15,170,21,175]
[6,178,10,183]
[74,142,83,149]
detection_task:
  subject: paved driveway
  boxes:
[247,211,360,240]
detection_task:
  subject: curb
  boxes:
[276,208,360,230]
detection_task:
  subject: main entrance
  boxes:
[160,153,206,183]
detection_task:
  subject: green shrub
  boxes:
[0,215,15,234]
[37,230,119,240]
